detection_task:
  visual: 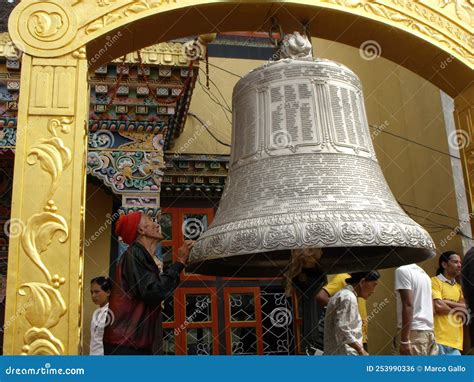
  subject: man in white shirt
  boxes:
[324,271,380,355]
[394,263,438,355]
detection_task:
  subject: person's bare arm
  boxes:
[316,288,330,306]
[434,296,467,314]
[444,300,467,310]
[177,240,194,265]
[347,341,369,355]
[433,299,453,315]
[398,289,413,355]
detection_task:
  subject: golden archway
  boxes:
[4,0,473,354]
[8,1,474,94]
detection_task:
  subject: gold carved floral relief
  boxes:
[17,202,69,355]
[84,0,178,34]
[27,119,73,201]
[23,327,65,355]
[15,115,74,354]
[439,0,474,26]
[20,206,69,284]
[19,283,67,355]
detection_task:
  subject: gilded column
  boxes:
[3,50,89,355]
[454,85,474,234]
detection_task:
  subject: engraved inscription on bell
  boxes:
[233,91,259,162]
[267,81,322,152]
[231,60,376,169]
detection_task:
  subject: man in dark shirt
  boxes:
[462,247,474,352]
[104,211,193,355]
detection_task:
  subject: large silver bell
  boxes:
[187,33,435,277]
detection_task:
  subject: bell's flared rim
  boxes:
[186,246,436,278]
[188,215,436,277]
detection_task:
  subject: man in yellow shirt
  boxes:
[432,251,467,355]
[316,273,368,348]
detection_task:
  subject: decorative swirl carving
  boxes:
[18,282,67,355]
[12,1,78,52]
[87,151,163,193]
[340,222,376,244]
[230,229,260,252]
[18,283,67,328]
[88,130,115,149]
[303,223,338,245]
[76,0,118,6]
[28,11,64,40]
[47,117,73,137]
[23,328,65,355]
[440,0,474,25]
[21,209,69,283]
[263,226,298,249]
[325,0,472,64]
[10,112,72,353]
[98,0,117,5]
[125,1,153,15]
[85,0,178,34]
[27,137,72,200]
[378,224,404,245]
